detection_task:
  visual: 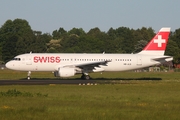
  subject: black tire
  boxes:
[81,74,90,80]
[85,75,90,80]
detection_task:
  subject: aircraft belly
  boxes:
[102,62,147,71]
[102,63,124,71]
[22,63,55,71]
[35,64,54,71]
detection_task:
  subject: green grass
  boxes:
[1,84,180,120]
[1,69,180,119]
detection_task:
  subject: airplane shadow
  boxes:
[19,77,162,80]
[92,77,162,80]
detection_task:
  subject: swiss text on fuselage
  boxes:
[34,56,60,63]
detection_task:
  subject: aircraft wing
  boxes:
[75,60,110,68]
[61,60,111,71]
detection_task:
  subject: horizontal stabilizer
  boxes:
[151,56,173,62]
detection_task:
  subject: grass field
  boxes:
[0,69,180,120]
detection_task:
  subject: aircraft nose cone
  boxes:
[5,62,11,69]
[5,61,20,70]
[5,61,14,70]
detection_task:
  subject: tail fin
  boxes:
[138,27,171,55]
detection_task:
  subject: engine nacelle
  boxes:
[54,67,75,77]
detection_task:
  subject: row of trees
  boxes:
[0,19,180,66]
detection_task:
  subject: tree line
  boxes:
[0,19,180,66]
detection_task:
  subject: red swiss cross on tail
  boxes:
[138,27,171,55]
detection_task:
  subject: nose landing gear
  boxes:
[27,71,31,80]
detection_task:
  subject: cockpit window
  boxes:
[12,58,21,61]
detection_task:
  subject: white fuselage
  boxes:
[5,53,172,72]
[5,27,173,79]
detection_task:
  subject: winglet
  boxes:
[138,27,171,55]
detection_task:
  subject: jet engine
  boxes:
[54,67,75,77]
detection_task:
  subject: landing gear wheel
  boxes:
[81,74,90,80]
[85,75,90,80]
[27,76,31,80]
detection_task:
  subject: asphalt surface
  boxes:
[0,77,162,85]
[0,79,98,85]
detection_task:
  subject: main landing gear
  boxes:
[27,71,31,80]
[26,71,91,80]
[81,73,90,80]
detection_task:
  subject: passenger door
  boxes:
[26,54,32,65]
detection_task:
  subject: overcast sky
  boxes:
[0,0,179,33]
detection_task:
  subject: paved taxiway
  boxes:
[0,80,97,85]
[0,77,162,85]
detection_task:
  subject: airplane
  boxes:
[5,27,173,80]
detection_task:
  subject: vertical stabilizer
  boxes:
[138,27,171,55]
